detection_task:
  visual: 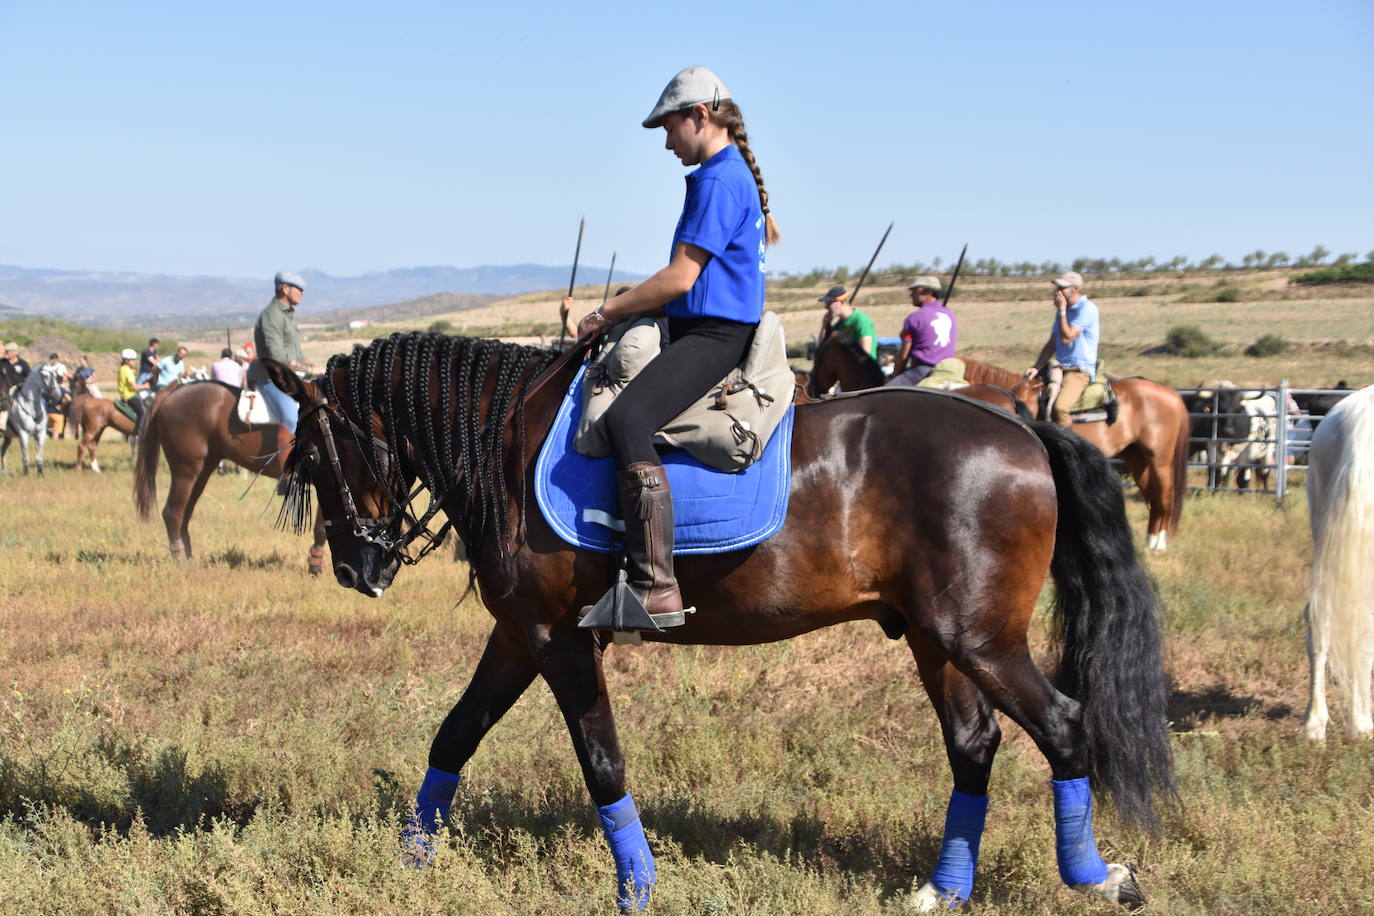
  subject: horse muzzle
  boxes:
[333,542,400,598]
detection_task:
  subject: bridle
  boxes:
[295,396,453,566]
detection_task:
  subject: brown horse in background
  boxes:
[960,359,1190,552]
[807,331,1032,419]
[67,374,136,472]
[133,379,326,572]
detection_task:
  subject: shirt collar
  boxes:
[686,143,743,184]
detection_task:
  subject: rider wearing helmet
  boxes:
[118,348,153,427]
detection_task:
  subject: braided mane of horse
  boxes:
[306,332,561,573]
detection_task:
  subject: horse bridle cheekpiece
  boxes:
[296,396,452,566]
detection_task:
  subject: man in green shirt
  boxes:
[247,270,313,434]
[820,285,877,359]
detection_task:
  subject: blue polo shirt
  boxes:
[665,144,766,323]
[1054,296,1100,371]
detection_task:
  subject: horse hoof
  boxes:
[908,881,959,911]
[1074,863,1144,910]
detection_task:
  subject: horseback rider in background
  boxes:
[1024,271,1100,426]
[247,270,314,486]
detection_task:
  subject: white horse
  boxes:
[1,365,64,475]
[1304,383,1374,741]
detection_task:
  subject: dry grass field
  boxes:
[2,363,1373,914]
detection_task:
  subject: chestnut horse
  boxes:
[959,359,1190,552]
[808,331,1030,419]
[66,374,136,472]
[133,379,326,572]
[261,333,1173,910]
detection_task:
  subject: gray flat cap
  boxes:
[643,66,732,128]
[274,270,307,291]
[908,275,943,292]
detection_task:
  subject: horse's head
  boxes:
[35,366,65,404]
[261,358,408,598]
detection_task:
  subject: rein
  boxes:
[296,396,453,566]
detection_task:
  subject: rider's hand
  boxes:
[1052,289,1067,310]
[559,297,574,318]
[576,308,612,339]
[1024,367,1039,380]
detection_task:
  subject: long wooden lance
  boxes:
[600,251,617,306]
[942,242,969,308]
[848,221,894,306]
[558,215,585,349]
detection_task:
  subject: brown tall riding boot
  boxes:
[617,461,685,615]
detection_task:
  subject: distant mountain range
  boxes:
[0,263,638,328]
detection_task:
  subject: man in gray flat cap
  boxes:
[1025,270,1100,426]
[248,271,313,482]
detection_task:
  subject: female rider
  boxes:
[569,65,780,626]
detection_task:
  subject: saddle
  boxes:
[916,358,970,390]
[574,311,795,471]
[235,386,282,426]
[1041,362,1118,424]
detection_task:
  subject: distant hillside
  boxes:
[307,292,502,326]
[0,263,638,326]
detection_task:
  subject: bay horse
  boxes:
[956,359,1190,552]
[261,332,1173,910]
[133,378,326,572]
[66,373,136,472]
[807,331,1030,419]
[1302,383,1374,741]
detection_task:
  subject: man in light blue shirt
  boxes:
[156,346,190,388]
[1024,271,1099,426]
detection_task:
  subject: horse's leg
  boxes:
[1351,631,1374,739]
[308,509,326,576]
[1304,601,1330,741]
[178,462,217,560]
[35,429,45,476]
[532,624,654,910]
[905,632,1000,910]
[943,637,1142,906]
[161,457,206,561]
[406,624,538,859]
[1121,448,1167,551]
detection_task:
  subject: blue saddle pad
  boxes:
[534,363,793,555]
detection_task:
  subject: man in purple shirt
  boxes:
[886,275,956,386]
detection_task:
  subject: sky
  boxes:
[2,0,1370,283]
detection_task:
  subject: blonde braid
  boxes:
[710,101,780,246]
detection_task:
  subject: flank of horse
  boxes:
[2,367,64,476]
[260,333,1174,910]
[66,373,136,472]
[1303,383,1374,741]
[132,378,326,572]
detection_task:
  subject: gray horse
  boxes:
[2,366,64,475]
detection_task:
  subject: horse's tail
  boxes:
[1032,420,1175,832]
[1309,388,1374,701]
[133,393,165,521]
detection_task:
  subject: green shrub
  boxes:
[1160,324,1219,358]
[427,319,453,334]
[1291,262,1374,285]
[1245,334,1288,357]
[1213,286,1243,303]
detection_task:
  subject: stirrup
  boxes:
[578,567,693,633]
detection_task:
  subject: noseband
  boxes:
[296,397,452,565]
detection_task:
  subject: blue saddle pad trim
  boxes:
[534,363,793,555]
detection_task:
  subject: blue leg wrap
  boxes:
[403,766,461,867]
[1052,777,1109,887]
[927,790,989,906]
[598,793,656,910]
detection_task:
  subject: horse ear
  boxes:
[260,358,318,405]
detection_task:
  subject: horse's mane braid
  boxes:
[326,332,560,582]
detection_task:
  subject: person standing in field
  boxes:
[886,275,956,386]
[74,354,101,398]
[1024,270,1099,426]
[820,286,877,359]
[137,338,160,388]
